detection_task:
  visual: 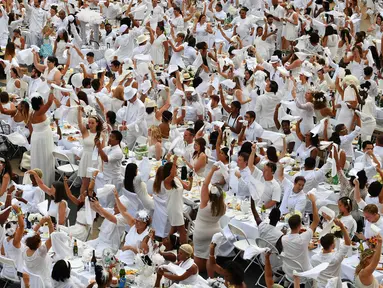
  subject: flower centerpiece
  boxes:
[367,236,379,249]
[330,224,343,238]
[28,213,43,227]
[284,210,302,222]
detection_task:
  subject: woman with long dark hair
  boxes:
[182,137,207,177]
[53,29,70,65]
[0,158,13,202]
[122,163,154,212]
[27,170,69,225]
[153,157,187,244]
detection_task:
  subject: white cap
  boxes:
[119,24,128,34]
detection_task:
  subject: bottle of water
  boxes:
[303,213,310,227]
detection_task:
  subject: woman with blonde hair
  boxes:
[355,234,382,287]
[110,85,124,113]
[148,125,164,161]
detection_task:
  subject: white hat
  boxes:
[137,34,150,44]
[184,86,195,93]
[145,98,157,108]
[269,55,280,63]
[300,70,313,78]
[349,162,365,177]
[124,86,138,101]
[119,24,128,34]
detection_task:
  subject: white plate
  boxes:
[70,258,84,269]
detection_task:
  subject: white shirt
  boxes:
[84,61,99,75]
[116,98,146,133]
[100,3,119,19]
[244,121,264,142]
[251,165,281,205]
[184,101,203,122]
[237,166,252,198]
[23,75,42,98]
[280,178,306,215]
[23,0,47,32]
[282,228,313,279]
[54,17,68,31]
[255,92,281,129]
[102,145,123,181]
[311,243,349,288]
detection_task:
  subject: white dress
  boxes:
[152,190,171,238]
[195,23,209,46]
[22,244,52,288]
[283,12,298,41]
[2,238,24,277]
[164,178,185,227]
[31,118,55,186]
[59,207,89,241]
[78,132,99,178]
[296,144,316,162]
[48,200,70,225]
[117,226,149,265]
[150,34,167,65]
[193,202,223,259]
[337,86,356,130]
[6,78,20,96]
[9,116,30,138]
[55,40,67,65]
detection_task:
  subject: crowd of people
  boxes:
[0,0,382,287]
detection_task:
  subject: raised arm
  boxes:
[201,166,219,209]
[12,204,25,248]
[250,197,262,226]
[308,193,319,232]
[32,50,46,73]
[274,103,281,130]
[63,177,81,206]
[35,89,55,116]
[26,170,54,196]
[90,199,117,224]
[113,190,135,227]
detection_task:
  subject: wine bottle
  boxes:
[90,250,97,273]
[73,239,78,257]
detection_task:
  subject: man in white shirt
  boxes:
[279,175,307,215]
[77,51,99,79]
[94,130,124,207]
[117,87,147,149]
[238,111,264,143]
[263,15,277,58]
[250,161,281,208]
[234,152,252,198]
[23,0,47,46]
[251,199,283,268]
[355,140,381,179]
[100,0,119,21]
[268,0,284,49]
[311,219,351,288]
[183,128,195,163]
[231,7,254,46]
[207,95,222,122]
[255,80,281,130]
[208,2,226,24]
[373,135,383,164]
[54,9,68,31]
[281,193,319,281]
[20,66,42,98]
[183,88,204,123]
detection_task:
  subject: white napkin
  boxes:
[243,245,270,260]
[220,79,236,89]
[293,262,329,280]
[37,200,49,216]
[248,178,264,204]
[139,158,151,182]
[85,197,96,225]
[51,231,71,259]
[160,263,186,276]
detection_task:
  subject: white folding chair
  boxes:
[0,255,21,287]
[255,238,283,288]
[327,203,340,215]
[52,151,79,188]
[279,254,312,288]
[23,267,45,288]
[227,223,258,272]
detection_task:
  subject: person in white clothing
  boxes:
[23,0,47,46]
[281,193,319,281]
[278,173,307,215]
[238,111,264,143]
[234,152,252,198]
[255,80,281,130]
[311,218,351,288]
[94,130,124,206]
[0,6,9,46]
[117,87,147,149]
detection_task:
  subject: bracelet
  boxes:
[209,254,215,258]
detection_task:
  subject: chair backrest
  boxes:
[228,223,250,245]
[52,151,72,162]
[135,136,148,146]
[255,238,279,255]
[0,255,19,282]
[327,204,340,215]
[280,254,305,282]
[23,266,45,288]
